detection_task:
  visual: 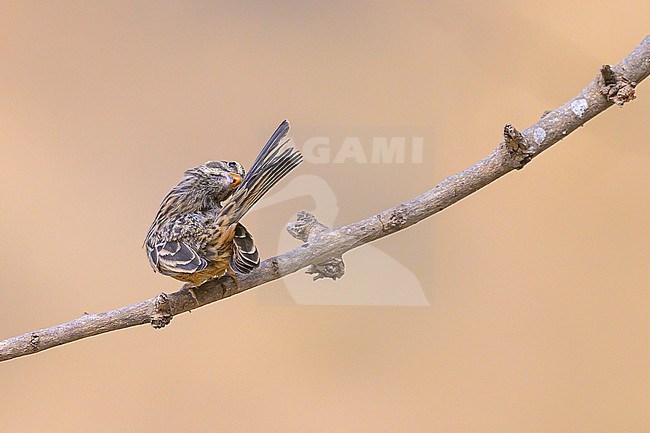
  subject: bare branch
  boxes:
[1,36,649,363]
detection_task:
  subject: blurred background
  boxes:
[1,1,649,432]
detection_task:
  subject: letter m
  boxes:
[371,137,406,163]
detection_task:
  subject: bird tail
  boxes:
[215,120,303,228]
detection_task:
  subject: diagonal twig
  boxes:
[1,36,649,363]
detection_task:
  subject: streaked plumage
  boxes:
[144,120,302,286]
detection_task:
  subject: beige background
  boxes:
[1,1,650,432]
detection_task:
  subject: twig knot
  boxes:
[503,124,534,169]
[600,65,636,106]
[306,258,346,281]
[150,293,173,329]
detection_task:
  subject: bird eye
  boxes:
[228,161,238,169]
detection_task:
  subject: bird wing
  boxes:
[230,223,260,274]
[147,240,208,275]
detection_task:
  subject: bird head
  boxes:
[180,160,245,208]
[156,160,246,217]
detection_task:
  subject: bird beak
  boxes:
[230,173,242,189]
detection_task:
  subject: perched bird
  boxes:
[144,120,302,287]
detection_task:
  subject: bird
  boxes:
[144,120,302,287]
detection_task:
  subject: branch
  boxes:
[2,36,649,363]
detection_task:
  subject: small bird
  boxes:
[144,120,302,287]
